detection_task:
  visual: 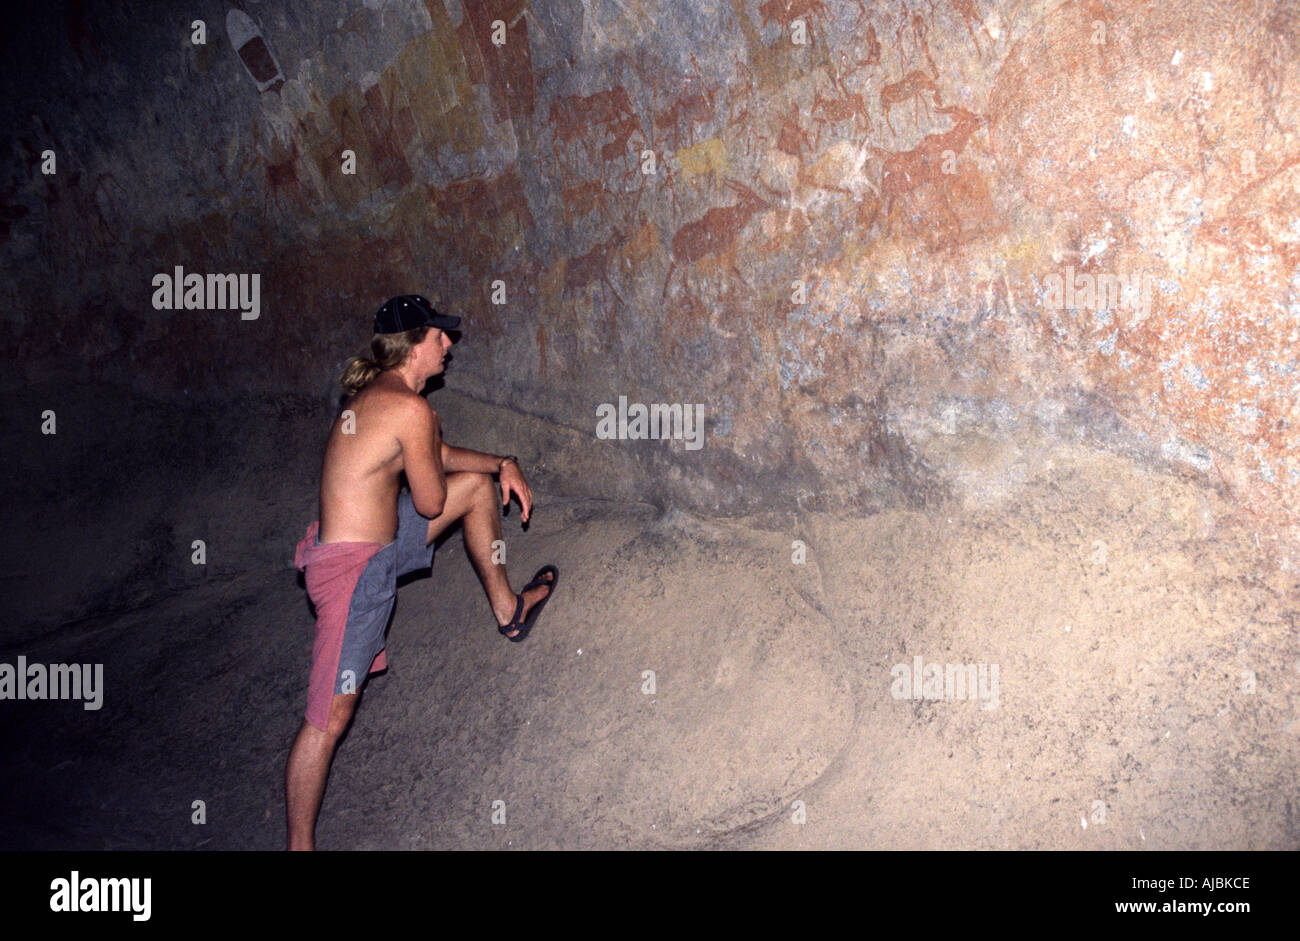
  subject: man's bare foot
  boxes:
[495,568,556,639]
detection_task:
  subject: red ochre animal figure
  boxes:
[662,179,771,299]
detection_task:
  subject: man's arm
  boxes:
[441,440,535,523]
[441,442,512,474]
[397,398,447,517]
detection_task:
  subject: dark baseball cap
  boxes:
[373,295,461,334]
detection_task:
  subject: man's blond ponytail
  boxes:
[338,326,429,396]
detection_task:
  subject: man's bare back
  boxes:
[318,371,445,545]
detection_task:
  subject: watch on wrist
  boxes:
[499,455,519,471]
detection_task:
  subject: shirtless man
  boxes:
[286,295,557,850]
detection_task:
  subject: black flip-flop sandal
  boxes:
[498,565,559,643]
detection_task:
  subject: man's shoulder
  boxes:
[357,385,435,435]
[353,379,430,414]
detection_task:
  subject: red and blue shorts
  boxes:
[293,490,434,730]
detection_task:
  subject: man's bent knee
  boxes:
[469,471,495,500]
[454,471,496,511]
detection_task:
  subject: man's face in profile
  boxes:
[422,327,454,375]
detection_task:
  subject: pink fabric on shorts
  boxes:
[294,521,387,731]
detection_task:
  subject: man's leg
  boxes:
[426,472,552,636]
[285,691,360,850]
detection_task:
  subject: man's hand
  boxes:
[499,459,534,523]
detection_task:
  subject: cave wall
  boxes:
[3,0,1298,547]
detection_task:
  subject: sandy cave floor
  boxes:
[1,447,1298,850]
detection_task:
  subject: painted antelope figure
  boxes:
[654,56,719,150]
[868,105,985,232]
[662,179,771,299]
[812,79,871,147]
[547,86,639,167]
[565,228,628,308]
[879,70,943,136]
